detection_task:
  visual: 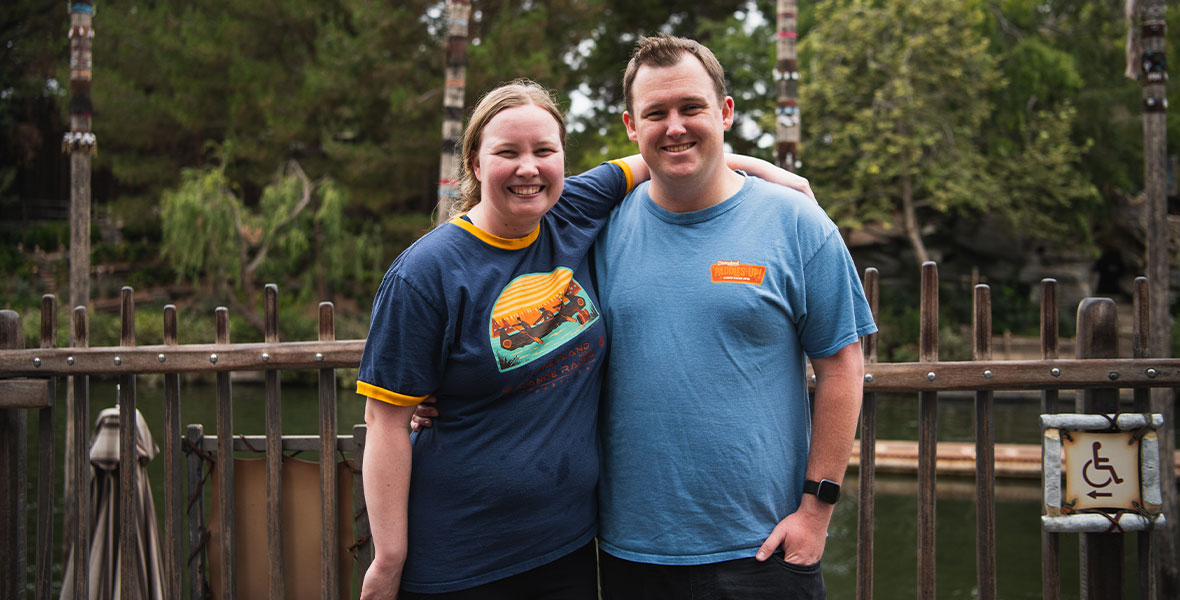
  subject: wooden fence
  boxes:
[0,265,1177,599]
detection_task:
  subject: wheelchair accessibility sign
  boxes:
[1040,413,1165,533]
[1062,431,1139,511]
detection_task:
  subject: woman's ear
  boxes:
[472,158,482,182]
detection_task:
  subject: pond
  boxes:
[26,383,1150,598]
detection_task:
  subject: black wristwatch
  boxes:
[803,479,841,504]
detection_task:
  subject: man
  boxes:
[592,34,875,599]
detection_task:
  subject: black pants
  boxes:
[599,548,825,600]
[398,541,598,600]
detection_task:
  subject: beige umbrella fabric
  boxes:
[60,406,165,600]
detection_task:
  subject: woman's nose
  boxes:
[516,156,539,176]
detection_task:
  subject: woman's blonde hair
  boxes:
[455,80,567,214]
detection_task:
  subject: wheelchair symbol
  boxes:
[1082,441,1123,488]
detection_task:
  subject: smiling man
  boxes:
[593,35,878,599]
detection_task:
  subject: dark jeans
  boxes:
[599,548,825,600]
[399,541,598,600]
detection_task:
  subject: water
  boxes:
[25,385,1148,598]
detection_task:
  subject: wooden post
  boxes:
[435,0,471,225]
[1139,2,1177,593]
[917,262,939,600]
[973,285,996,600]
[319,302,340,600]
[35,296,57,600]
[69,306,91,599]
[162,306,183,600]
[0,310,28,600]
[1040,279,1061,600]
[63,0,96,575]
[1075,298,1122,599]
[215,307,236,599]
[66,0,94,312]
[775,0,800,171]
[118,288,139,600]
[857,268,878,600]
[264,285,285,599]
[185,424,208,600]
[1132,277,1156,600]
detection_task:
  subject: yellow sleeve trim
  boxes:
[356,381,428,407]
[608,159,635,193]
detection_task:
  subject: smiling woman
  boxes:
[353,79,646,599]
[468,103,567,238]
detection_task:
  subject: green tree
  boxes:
[801,0,1096,265]
[94,0,445,214]
[160,148,348,332]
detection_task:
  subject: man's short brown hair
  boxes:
[622,34,728,115]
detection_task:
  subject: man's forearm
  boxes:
[805,343,864,498]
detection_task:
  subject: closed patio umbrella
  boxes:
[61,406,165,600]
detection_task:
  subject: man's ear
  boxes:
[623,111,640,142]
[721,96,735,131]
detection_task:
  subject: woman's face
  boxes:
[470,104,565,238]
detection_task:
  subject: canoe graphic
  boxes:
[489,268,599,372]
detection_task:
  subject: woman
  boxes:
[357,80,810,599]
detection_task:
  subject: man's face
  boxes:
[623,54,734,185]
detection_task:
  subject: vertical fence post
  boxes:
[35,296,57,600]
[0,310,28,600]
[215,307,236,600]
[319,302,340,600]
[857,268,878,600]
[1040,279,1061,600]
[973,285,997,600]
[186,424,208,599]
[264,285,285,599]
[70,306,91,599]
[1075,297,1122,598]
[162,305,183,600]
[118,287,140,600]
[917,262,939,600]
[1132,277,1156,600]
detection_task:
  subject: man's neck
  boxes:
[648,166,745,214]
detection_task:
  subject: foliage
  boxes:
[160,149,354,332]
[4,0,1180,344]
[799,0,1101,266]
[94,0,445,215]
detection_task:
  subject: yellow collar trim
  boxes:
[449,215,540,249]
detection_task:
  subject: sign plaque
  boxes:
[1062,431,1140,511]
[1040,413,1166,533]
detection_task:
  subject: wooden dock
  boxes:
[850,440,1180,480]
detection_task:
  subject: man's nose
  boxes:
[665,113,687,137]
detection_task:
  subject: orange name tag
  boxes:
[710,260,766,285]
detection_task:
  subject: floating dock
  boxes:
[850,441,1180,480]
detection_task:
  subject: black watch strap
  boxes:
[803,479,841,504]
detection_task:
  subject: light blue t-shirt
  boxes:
[594,174,876,565]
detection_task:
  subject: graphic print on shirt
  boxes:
[490,267,600,372]
[710,260,767,285]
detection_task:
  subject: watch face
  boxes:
[806,479,840,504]
[817,480,840,504]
